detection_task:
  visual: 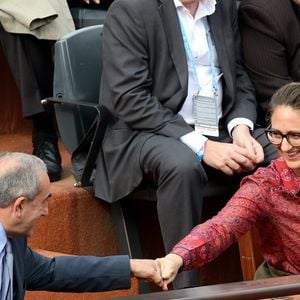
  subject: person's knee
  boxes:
[162,154,207,184]
[141,137,207,184]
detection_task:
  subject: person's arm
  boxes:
[157,173,270,288]
[25,253,132,292]
[25,252,163,292]
[238,2,293,110]
[25,248,163,292]
[100,0,191,138]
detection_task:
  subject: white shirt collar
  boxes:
[174,0,216,19]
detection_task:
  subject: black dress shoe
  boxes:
[32,140,62,182]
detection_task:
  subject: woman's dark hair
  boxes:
[266,82,300,124]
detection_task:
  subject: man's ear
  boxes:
[12,197,27,218]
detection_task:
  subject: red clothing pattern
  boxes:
[172,157,300,274]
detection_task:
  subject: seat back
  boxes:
[53,24,104,153]
[238,227,263,280]
[70,7,107,29]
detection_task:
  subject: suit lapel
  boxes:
[208,2,233,93]
[11,239,25,300]
[158,0,188,91]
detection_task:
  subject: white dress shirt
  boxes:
[176,0,253,154]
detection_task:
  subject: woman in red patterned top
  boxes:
[157,82,300,290]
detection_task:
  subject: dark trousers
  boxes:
[139,126,277,288]
[0,25,54,118]
[141,135,206,288]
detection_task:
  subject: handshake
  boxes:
[130,253,184,291]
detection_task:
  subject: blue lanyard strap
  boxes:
[178,17,199,85]
[178,16,218,96]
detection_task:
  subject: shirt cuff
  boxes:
[179,131,208,154]
[171,247,193,272]
[227,118,254,137]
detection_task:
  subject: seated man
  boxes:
[95,0,277,289]
[0,0,108,182]
[0,152,164,298]
[157,83,300,288]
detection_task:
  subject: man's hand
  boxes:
[130,259,164,289]
[232,125,264,165]
[156,254,183,291]
[82,0,100,4]
[203,139,257,175]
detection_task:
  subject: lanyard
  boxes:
[178,16,218,96]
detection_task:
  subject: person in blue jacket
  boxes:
[0,152,164,300]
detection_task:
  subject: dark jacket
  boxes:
[239,0,300,125]
[12,238,131,300]
[96,0,256,202]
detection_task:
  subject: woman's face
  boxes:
[293,0,300,6]
[271,105,300,176]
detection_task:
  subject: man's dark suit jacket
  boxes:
[239,0,300,125]
[12,237,130,299]
[96,0,256,202]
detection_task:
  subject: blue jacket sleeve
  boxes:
[25,248,131,292]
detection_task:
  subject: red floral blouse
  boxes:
[172,157,300,274]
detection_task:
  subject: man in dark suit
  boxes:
[239,0,300,126]
[96,0,277,288]
[0,152,164,300]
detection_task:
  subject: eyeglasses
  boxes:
[265,129,300,147]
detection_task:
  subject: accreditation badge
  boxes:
[193,94,219,137]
